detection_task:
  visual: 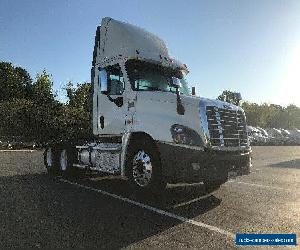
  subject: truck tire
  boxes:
[59,147,80,177]
[126,137,167,193]
[44,147,59,175]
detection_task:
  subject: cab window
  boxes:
[100,64,124,95]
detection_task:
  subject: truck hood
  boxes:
[182,95,244,113]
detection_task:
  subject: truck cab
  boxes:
[44,17,252,192]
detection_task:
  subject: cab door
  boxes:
[97,64,126,135]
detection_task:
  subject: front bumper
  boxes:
[157,142,252,183]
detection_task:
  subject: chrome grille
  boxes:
[206,106,248,147]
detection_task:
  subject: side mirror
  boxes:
[99,69,108,93]
[192,87,196,96]
[171,77,181,88]
[171,77,185,115]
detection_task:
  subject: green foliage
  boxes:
[217,90,300,129]
[0,99,34,138]
[0,62,33,101]
[65,81,92,111]
[217,90,241,106]
[32,70,55,102]
[63,81,93,139]
[241,102,300,129]
[0,61,92,143]
[0,97,65,141]
[60,104,92,140]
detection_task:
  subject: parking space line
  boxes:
[171,194,212,209]
[58,178,234,239]
[0,150,36,152]
[227,180,289,191]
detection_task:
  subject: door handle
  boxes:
[100,116,104,129]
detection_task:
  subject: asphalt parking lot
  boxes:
[0,146,299,249]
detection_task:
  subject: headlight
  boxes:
[170,124,203,146]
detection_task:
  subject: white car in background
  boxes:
[280,129,292,144]
[247,127,300,145]
[266,128,286,145]
[256,127,269,143]
[247,126,268,145]
[286,129,300,145]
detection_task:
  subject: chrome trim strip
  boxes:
[73,164,88,169]
[199,99,210,145]
[76,146,89,149]
[76,145,121,151]
[215,109,224,147]
[93,146,121,151]
[159,141,251,152]
[159,141,205,151]
[210,146,251,152]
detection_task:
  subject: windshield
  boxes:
[125,59,191,95]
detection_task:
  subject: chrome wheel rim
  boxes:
[46,148,52,167]
[132,150,153,187]
[60,150,67,171]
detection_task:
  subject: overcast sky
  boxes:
[1,0,300,106]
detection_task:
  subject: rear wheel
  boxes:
[44,147,59,175]
[126,137,166,193]
[59,148,80,177]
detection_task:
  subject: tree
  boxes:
[218,89,300,129]
[65,81,91,111]
[0,99,34,138]
[0,62,32,101]
[0,62,66,142]
[64,81,93,140]
[32,70,55,102]
[217,90,241,106]
[285,105,300,129]
[241,102,300,129]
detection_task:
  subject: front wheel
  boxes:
[126,137,166,193]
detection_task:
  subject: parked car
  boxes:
[8,136,25,149]
[279,129,293,144]
[256,127,269,144]
[287,129,300,145]
[0,139,9,149]
[266,128,286,145]
[247,126,268,145]
[247,127,300,146]
[6,136,37,149]
[256,127,269,138]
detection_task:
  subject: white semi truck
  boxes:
[44,17,252,192]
